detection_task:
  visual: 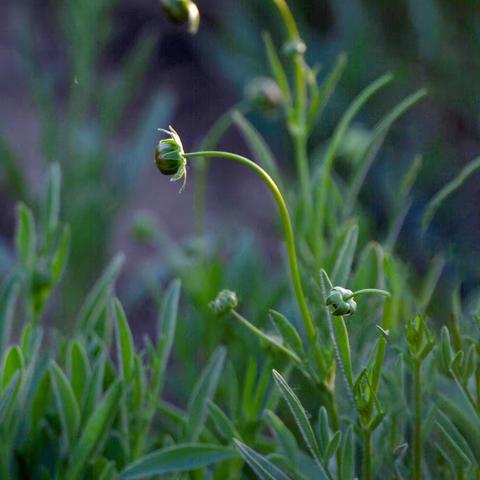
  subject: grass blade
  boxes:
[263,33,291,106]
[15,202,36,272]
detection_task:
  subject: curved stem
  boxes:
[184,150,316,342]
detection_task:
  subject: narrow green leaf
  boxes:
[121,444,236,479]
[113,298,135,380]
[272,370,323,468]
[0,274,20,351]
[317,73,393,237]
[331,224,358,286]
[50,224,70,283]
[269,309,304,354]
[1,345,24,390]
[0,135,27,199]
[185,346,226,441]
[400,154,423,199]
[15,202,36,271]
[157,279,181,366]
[343,89,427,217]
[0,371,21,423]
[76,254,124,331]
[66,381,122,480]
[232,111,281,181]
[208,401,240,441]
[265,410,299,465]
[316,406,330,456]
[234,439,291,480]
[263,33,291,106]
[50,361,81,448]
[418,254,445,315]
[43,162,61,244]
[436,410,476,466]
[67,341,90,405]
[325,431,341,461]
[308,52,347,130]
[422,156,480,233]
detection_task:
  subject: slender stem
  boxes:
[413,360,422,480]
[184,150,316,342]
[272,0,312,218]
[363,428,372,480]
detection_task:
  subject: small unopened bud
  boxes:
[155,126,188,192]
[161,0,200,34]
[245,77,284,114]
[326,286,357,317]
[209,290,238,316]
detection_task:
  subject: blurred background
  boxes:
[1,0,479,334]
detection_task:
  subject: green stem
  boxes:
[272,0,312,218]
[184,150,316,342]
[413,360,422,480]
[363,428,372,480]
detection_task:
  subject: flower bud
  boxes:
[326,286,357,317]
[209,290,238,316]
[245,77,284,114]
[161,0,200,34]
[155,126,188,191]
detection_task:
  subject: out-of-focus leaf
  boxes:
[15,203,36,272]
[113,298,135,380]
[331,223,358,286]
[50,361,81,449]
[66,381,122,480]
[184,346,226,441]
[0,274,20,352]
[121,444,236,479]
[422,156,480,233]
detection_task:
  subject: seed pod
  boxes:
[209,290,238,316]
[161,0,200,34]
[326,286,357,317]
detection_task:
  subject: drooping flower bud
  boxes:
[245,77,284,114]
[209,290,238,316]
[155,126,188,192]
[160,0,200,34]
[326,286,357,317]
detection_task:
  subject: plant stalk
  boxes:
[363,428,372,480]
[413,360,422,480]
[184,150,316,342]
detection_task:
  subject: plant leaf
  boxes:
[272,370,324,469]
[15,202,36,272]
[50,361,81,449]
[66,381,122,480]
[184,346,227,441]
[121,443,236,479]
[234,439,291,480]
[422,156,480,233]
[113,298,135,380]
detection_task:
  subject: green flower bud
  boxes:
[245,77,284,114]
[209,290,238,316]
[155,126,188,192]
[161,0,200,34]
[326,286,357,317]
